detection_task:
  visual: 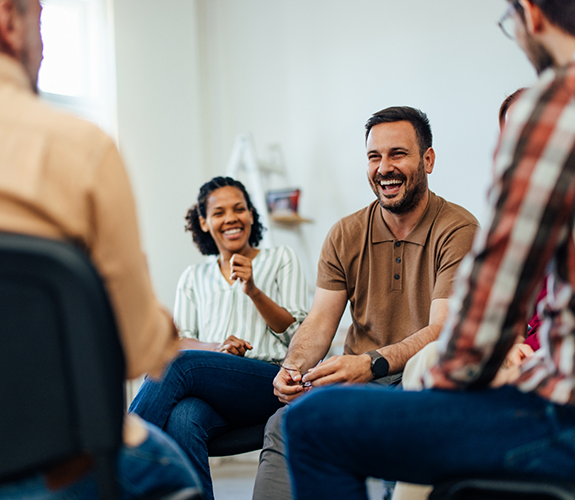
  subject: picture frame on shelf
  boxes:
[266,188,311,224]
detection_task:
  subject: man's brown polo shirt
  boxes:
[317,191,478,355]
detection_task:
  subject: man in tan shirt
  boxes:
[252,106,479,500]
[0,0,199,497]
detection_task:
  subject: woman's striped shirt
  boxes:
[174,246,308,362]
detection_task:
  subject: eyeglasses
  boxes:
[498,1,523,41]
[275,362,312,388]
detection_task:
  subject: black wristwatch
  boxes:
[366,350,390,379]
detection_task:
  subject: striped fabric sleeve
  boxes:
[426,67,575,389]
[173,265,200,340]
[269,246,309,346]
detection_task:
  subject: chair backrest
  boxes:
[0,232,125,484]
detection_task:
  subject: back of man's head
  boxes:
[365,106,432,157]
[0,0,43,93]
[12,0,28,13]
[529,0,575,37]
[0,0,31,50]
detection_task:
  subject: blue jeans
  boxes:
[284,385,575,500]
[129,350,283,500]
[0,420,201,499]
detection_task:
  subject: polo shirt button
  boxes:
[396,258,401,263]
[395,241,401,247]
[394,274,400,280]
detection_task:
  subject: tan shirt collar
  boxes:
[372,190,438,246]
[0,53,33,93]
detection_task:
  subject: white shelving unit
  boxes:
[225,134,315,297]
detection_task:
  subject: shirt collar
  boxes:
[0,53,33,93]
[372,191,439,246]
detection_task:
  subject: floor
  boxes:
[210,454,387,500]
[211,457,258,500]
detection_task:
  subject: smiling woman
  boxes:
[188,177,265,259]
[129,176,309,500]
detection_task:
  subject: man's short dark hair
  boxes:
[365,106,432,156]
[530,0,575,37]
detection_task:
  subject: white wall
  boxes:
[113,0,206,309]
[113,0,537,307]
[197,0,536,285]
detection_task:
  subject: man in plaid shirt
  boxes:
[282,2,575,499]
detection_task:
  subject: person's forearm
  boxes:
[282,287,347,373]
[379,323,442,374]
[247,287,296,333]
[283,316,334,373]
[179,337,219,351]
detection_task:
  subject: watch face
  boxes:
[372,356,389,378]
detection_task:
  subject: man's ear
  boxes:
[423,147,435,175]
[0,0,24,57]
[518,0,545,35]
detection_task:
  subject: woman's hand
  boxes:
[229,254,258,297]
[229,252,296,333]
[217,334,253,356]
[503,343,534,368]
[491,343,534,387]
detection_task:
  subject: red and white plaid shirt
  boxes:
[425,58,575,405]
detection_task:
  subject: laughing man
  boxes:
[252,105,479,500]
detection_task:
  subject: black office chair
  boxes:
[430,476,575,500]
[207,423,266,457]
[0,232,200,500]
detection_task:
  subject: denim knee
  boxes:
[117,421,201,498]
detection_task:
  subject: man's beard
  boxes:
[525,31,556,75]
[372,158,428,215]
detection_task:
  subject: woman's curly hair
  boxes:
[185,176,265,256]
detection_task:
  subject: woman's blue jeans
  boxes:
[0,420,201,499]
[285,385,575,500]
[129,350,282,500]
